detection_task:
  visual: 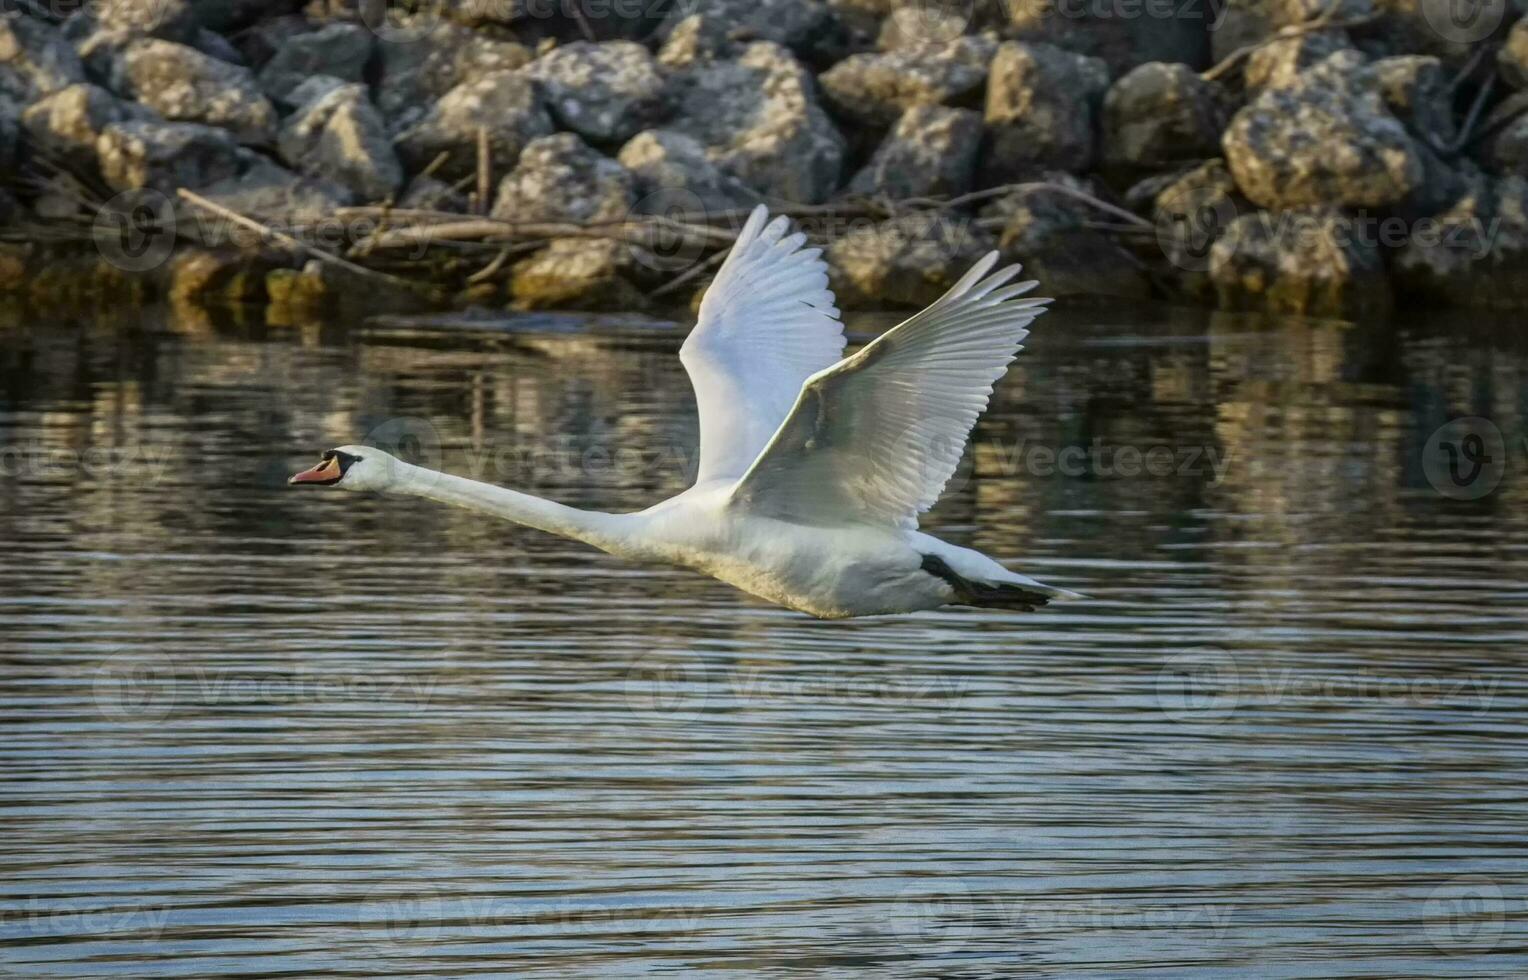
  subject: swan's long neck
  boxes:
[388,465,632,552]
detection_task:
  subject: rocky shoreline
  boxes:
[0,0,1525,319]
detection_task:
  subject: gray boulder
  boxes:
[995,183,1152,299]
[394,70,554,181]
[828,211,996,308]
[617,129,760,214]
[1365,55,1456,147]
[278,83,402,203]
[847,104,981,199]
[1209,208,1392,318]
[491,133,635,224]
[258,23,372,103]
[1244,30,1354,91]
[110,39,276,144]
[180,157,352,246]
[1392,177,1528,309]
[522,41,665,144]
[1004,3,1208,74]
[1211,0,1371,63]
[653,0,837,64]
[819,33,995,127]
[1102,62,1225,170]
[877,6,968,50]
[375,15,533,132]
[22,82,143,171]
[984,42,1110,180]
[669,42,846,204]
[1222,52,1424,210]
[1502,18,1528,89]
[95,0,201,43]
[511,237,649,312]
[187,0,304,34]
[96,118,242,193]
[1362,0,1510,65]
[0,12,85,102]
[1152,159,1250,297]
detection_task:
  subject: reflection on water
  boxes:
[1,301,1526,977]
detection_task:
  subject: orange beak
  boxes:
[289,456,342,486]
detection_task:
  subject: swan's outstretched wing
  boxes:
[682,205,846,483]
[730,254,1049,529]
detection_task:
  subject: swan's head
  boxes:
[288,445,401,492]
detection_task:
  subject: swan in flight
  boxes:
[291,206,1079,618]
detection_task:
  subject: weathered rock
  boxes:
[110,39,276,144]
[1244,30,1354,91]
[819,33,995,126]
[669,42,846,203]
[1222,52,1424,210]
[492,133,635,224]
[0,96,18,174]
[96,0,201,43]
[983,42,1110,180]
[995,183,1152,299]
[258,23,372,103]
[1209,209,1392,318]
[1363,0,1510,65]
[394,70,554,182]
[1212,0,1371,63]
[180,157,352,247]
[617,129,760,213]
[96,118,242,193]
[511,237,649,311]
[877,5,968,50]
[654,0,837,63]
[522,41,665,144]
[187,0,304,35]
[375,15,534,132]
[22,82,142,171]
[398,174,468,212]
[1365,55,1455,145]
[1004,2,1208,74]
[1502,18,1528,89]
[1102,62,1225,169]
[0,12,85,102]
[278,83,402,203]
[1484,92,1528,173]
[1152,159,1250,297]
[1392,176,1528,308]
[847,104,981,198]
[828,211,996,308]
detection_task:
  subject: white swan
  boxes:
[291,205,1080,618]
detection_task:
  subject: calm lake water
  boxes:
[1,299,1526,977]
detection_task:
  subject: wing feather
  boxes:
[729,256,1050,529]
[681,205,846,483]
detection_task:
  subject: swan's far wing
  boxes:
[681,206,846,484]
[730,254,1049,529]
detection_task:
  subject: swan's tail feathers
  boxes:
[921,555,1085,611]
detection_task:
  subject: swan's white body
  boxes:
[294,206,1079,618]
